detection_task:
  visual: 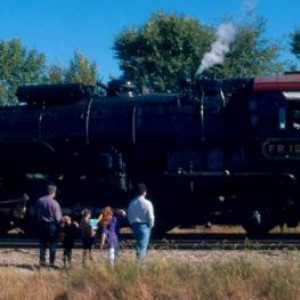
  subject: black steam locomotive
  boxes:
[1,73,300,236]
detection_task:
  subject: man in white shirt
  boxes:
[127,183,155,260]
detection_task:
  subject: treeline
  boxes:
[0,39,97,105]
[1,12,300,105]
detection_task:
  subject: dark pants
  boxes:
[82,237,95,265]
[63,247,73,266]
[63,240,74,264]
[38,222,59,265]
[82,237,94,250]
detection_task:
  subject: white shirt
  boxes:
[127,196,155,228]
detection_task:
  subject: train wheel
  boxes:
[243,224,268,237]
[242,210,277,237]
[19,175,55,236]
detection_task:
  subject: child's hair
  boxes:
[81,208,91,218]
[62,215,71,224]
[100,206,113,228]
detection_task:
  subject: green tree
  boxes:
[0,38,46,105]
[113,11,214,91]
[48,51,98,85]
[48,64,65,84]
[114,13,284,90]
[291,29,300,60]
[201,19,284,79]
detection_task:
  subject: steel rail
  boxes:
[1,235,300,250]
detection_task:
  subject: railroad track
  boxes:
[1,233,300,250]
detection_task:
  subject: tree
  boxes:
[0,40,98,105]
[291,29,300,60]
[201,19,284,79]
[48,51,98,85]
[0,38,46,105]
[113,11,214,91]
[47,64,65,84]
[114,13,284,91]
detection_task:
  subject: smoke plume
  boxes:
[196,22,236,75]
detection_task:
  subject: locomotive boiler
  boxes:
[1,73,300,236]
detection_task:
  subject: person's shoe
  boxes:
[63,260,72,269]
[68,260,73,269]
[49,262,59,269]
[39,261,46,267]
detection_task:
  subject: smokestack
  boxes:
[196,22,236,76]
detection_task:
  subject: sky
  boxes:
[0,0,300,82]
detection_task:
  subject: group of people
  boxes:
[34,183,155,268]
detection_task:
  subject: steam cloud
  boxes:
[196,23,236,75]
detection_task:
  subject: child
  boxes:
[99,206,126,268]
[81,208,96,266]
[60,215,79,268]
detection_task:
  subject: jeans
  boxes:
[131,223,151,260]
[38,222,59,265]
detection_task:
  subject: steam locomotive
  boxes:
[1,73,300,236]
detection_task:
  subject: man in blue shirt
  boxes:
[127,183,155,260]
[35,185,62,267]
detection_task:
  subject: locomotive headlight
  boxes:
[219,195,225,202]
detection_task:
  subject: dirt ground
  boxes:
[0,246,298,272]
[1,223,300,271]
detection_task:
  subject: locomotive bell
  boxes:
[107,79,137,97]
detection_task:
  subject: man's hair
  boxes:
[137,183,147,196]
[47,185,57,194]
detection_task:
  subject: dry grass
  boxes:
[1,253,300,300]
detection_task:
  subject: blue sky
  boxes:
[0,0,299,81]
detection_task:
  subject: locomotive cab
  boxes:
[241,74,300,233]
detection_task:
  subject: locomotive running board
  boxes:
[164,171,296,182]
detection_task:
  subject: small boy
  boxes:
[60,215,79,268]
[81,208,97,266]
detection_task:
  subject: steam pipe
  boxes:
[200,89,205,142]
